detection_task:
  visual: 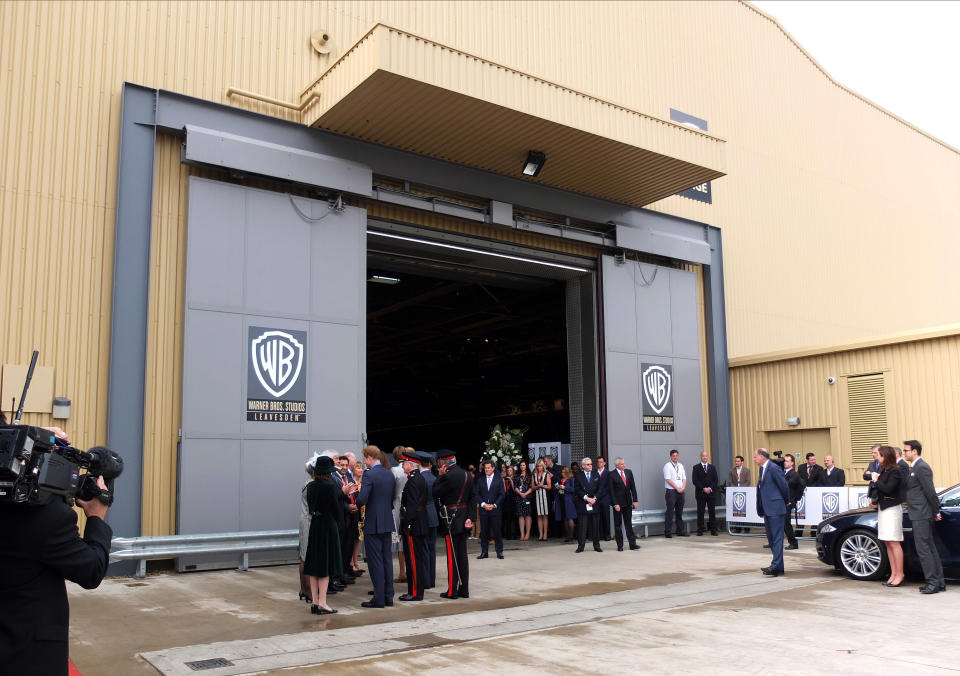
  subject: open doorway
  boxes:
[365,225,595,467]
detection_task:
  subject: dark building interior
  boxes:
[365,248,570,466]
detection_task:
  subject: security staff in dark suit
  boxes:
[902,440,945,594]
[331,454,357,591]
[398,450,428,601]
[692,451,719,536]
[821,455,845,487]
[419,452,439,588]
[356,445,396,608]
[754,448,789,576]
[475,459,505,559]
[574,457,603,553]
[433,450,475,599]
[782,454,805,550]
[0,475,113,676]
[609,457,640,551]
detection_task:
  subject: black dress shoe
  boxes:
[327,588,338,595]
[617,546,624,552]
[664,534,673,538]
[696,531,703,536]
[629,544,641,550]
[385,600,394,606]
[457,591,469,599]
[762,544,771,549]
[361,600,385,608]
[761,567,784,577]
[497,553,504,559]
[340,576,355,585]
[398,594,422,601]
[594,546,603,552]
[317,606,338,615]
[477,553,488,559]
[677,532,690,537]
[920,584,942,594]
[711,531,719,536]
[575,546,585,553]
[299,592,310,603]
[785,543,798,550]
[439,592,458,600]
[367,590,374,595]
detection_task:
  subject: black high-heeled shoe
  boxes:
[299,592,310,603]
[310,604,319,614]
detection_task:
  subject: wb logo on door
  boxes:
[251,330,304,398]
[642,365,672,414]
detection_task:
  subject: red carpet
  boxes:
[69,660,83,676]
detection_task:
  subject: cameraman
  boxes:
[0,418,113,676]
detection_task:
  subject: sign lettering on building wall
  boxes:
[669,109,712,204]
[246,327,308,422]
[641,363,675,432]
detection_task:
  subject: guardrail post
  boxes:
[136,559,147,579]
[239,552,249,572]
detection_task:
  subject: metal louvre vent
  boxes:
[847,373,887,463]
[185,658,234,671]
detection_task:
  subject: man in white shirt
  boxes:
[663,449,688,537]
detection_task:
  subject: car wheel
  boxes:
[836,529,888,581]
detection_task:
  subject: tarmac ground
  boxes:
[68,532,955,675]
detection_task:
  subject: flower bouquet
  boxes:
[485,424,528,467]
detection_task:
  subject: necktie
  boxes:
[759,465,764,484]
[621,470,627,486]
[586,472,591,482]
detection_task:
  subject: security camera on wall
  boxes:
[827,376,837,385]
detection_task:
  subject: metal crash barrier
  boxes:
[630,502,727,538]
[110,529,298,579]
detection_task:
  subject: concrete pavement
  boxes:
[67,534,954,675]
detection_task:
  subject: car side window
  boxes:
[941,486,960,508]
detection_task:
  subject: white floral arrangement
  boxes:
[485,424,528,467]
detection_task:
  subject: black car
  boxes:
[816,483,960,580]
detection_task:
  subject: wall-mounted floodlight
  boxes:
[53,397,71,420]
[786,416,800,427]
[521,151,546,177]
[368,274,401,285]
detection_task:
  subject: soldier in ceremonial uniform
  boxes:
[398,450,429,601]
[432,449,475,599]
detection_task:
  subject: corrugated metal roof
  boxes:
[301,24,726,207]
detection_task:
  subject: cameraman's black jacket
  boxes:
[0,499,112,675]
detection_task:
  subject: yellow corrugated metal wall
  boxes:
[3,1,958,524]
[730,333,960,485]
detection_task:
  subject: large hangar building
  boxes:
[1,1,957,560]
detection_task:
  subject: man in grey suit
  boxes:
[754,448,789,576]
[903,440,945,594]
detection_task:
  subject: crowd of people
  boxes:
[297,448,645,613]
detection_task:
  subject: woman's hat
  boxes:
[305,453,321,472]
[314,455,336,474]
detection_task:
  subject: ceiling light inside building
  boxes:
[368,274,401,285]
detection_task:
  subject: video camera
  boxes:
[0,425,123,506]
[0,349,122,506]
[770,450,786,468]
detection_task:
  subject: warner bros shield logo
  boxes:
[251,330,304,397]
[643,365,671,414]
[858,493,873,508]
[822,491,841,516]
[732,491,747,518]
[795,494,806,518]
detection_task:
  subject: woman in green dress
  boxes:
[303,455,343,614]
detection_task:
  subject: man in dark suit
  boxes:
[596,457,613,541]
[331,453,357,591]
[356,445,396,608]
[801,452,823,487]
[609,457,640,551]
[0,475,113,675]
[692,450,719,536]
[433,450,475,599]
[419,452,439,588]
[895,447,910,505]
[821,455,845,487]
[782,454,805,550]
[398,450,429,601]
[754,448,789,576]
[574,457,603,553]
[902,440,945,594]
[475,459,505,559]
